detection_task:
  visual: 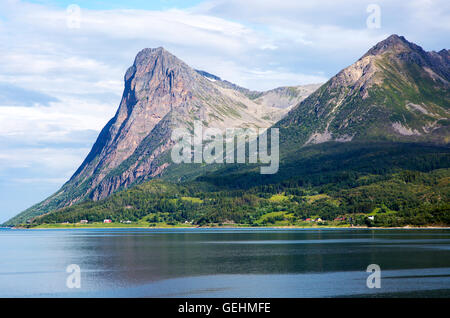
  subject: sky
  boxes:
[0,0,449,223]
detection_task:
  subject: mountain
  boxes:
[6,47,319,225]
[6,35,450,227]
[278,34,449,146]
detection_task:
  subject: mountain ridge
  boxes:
[277,34,449,147]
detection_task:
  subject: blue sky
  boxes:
[28,0,205,10]
[0,0,449,223]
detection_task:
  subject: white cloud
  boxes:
[10,177,69,184]
[0,0,336,93]
[194,0,449,60]
[0,101,114,142]
[0,146,89,175]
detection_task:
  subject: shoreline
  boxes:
[9,225,450,230]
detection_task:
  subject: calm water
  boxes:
[0,228,449,297]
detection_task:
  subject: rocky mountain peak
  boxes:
[362,34,416,57]
[360,34,449,80]
[134,46,174,64]
[125,46,197,90]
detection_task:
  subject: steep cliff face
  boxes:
[9,47,319,224]
[70,48,199,199]
[278,35,449,146]
[72,47,313,201]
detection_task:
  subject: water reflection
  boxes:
[0,228,449,297]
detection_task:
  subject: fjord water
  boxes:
[0,228,449,297]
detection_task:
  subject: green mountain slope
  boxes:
[278,35,449,146]
[29,142,450,227]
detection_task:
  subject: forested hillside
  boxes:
[29,142,449,228]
